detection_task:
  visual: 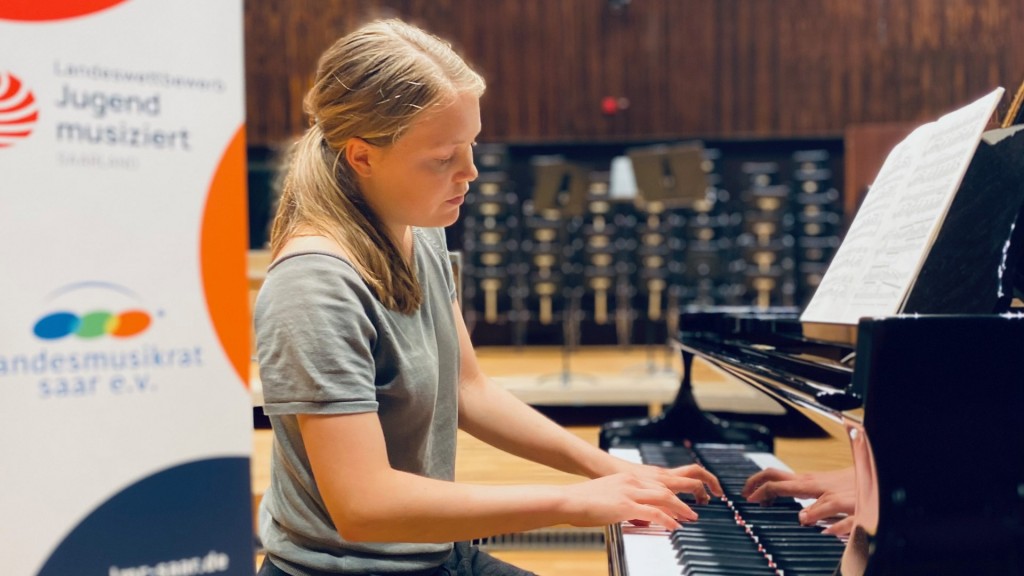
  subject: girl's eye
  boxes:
[437,156,453,165]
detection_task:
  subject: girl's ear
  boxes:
[345,137,375,178]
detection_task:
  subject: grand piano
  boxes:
[601,120,1024,575]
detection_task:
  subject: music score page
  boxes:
[801,87,1004,325]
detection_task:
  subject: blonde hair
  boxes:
[270,19,485,313]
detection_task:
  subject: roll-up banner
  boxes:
[0,1,254,574]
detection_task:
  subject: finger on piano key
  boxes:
[613,443,846,576]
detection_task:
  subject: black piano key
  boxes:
[767,540,845,552]
[675,528,753,538]
[691,508,738,519]
[678,547,766,561]
[761,535,845,546]
[678,534,760,545]
[734,501,804,513]
[676,519,749,532]
[771,554,845,566]
[736,510,804,523]
[676,540,763,553]
[675,539,762,552]
[755,534,837,546]
[748,524,828,535]
[764,542,845,554]
[673,534,761,549]
[679,557,775,572]
[673,528,752,540]
[639,443,697,467]
[734,500,803,510]
[769,555,844,567]
[684,568,778,576]
[679,557,777,573]
[688,508,738,521]
[738,496,802,507]
[720,483,751,496]
[674,526,753,538]
[681,492,730,502]
[739,504,809,516]
[753,534,838,547]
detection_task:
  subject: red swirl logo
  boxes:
[0,72,38,148]
[0,1,127,22]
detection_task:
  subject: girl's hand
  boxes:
[624,462,723,504]
[560,473,697,530]
[558,462,723,530]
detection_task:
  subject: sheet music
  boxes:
[801,88,1004,325]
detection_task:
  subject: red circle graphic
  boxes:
[0,72,38,148]
[0,0,127,21]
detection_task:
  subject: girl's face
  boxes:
[359,91,481,242]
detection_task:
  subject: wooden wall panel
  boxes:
[243,0,1024,146]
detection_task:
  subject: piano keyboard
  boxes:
[609,443,845,576]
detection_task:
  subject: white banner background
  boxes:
[0,1,253,574]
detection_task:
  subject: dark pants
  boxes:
[257,542,536,576]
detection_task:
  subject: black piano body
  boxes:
[602,126,1024,574]
[604,309,1024,575]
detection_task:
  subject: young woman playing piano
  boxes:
[253,19,722,576]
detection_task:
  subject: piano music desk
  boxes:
[251,350,852,575]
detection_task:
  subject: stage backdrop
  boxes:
[0,1,254,575]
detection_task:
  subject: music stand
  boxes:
[628,142,709,210]
[530,156,589,218]
[666,142,710,208]
[530,155,568,215]
[627,145,670,210]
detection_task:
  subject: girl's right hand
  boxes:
[559,473,701,530]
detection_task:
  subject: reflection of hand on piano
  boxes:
[742,466,856,536]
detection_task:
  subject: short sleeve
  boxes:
[254,254,380,416]
[419,227,457,303]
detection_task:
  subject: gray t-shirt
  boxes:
[255,227,460,575]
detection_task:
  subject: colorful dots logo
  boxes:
[0,71,38,148]
[34,310,152,340]
[33,281,156,341]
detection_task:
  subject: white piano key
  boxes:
[622,531,681,576]
[610,447,643,464]
[743,451,793,473]
[611,447,692,576]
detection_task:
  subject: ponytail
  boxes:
[270,124,422,313]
